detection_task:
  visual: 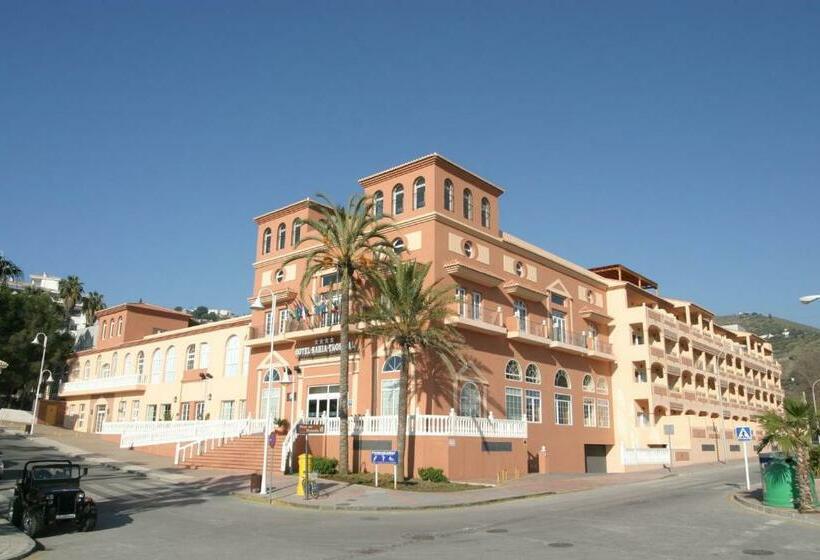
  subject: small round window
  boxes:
[275,269,284,283]
[463,241,473,258]
[392,238,406,253]
[515,262,525,277]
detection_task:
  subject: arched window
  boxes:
[262,228,272,254]
[224,335,239,377]
[373,191,384,218]
[165,346,176,383]
[276,223,286,250]
[554,369,570,388]
[413,177,426,209]
[111,352,118,376]
[481,197,490,228]
[597,378,609,395]
[264,368,280,382]
[102,321,108,339]
[443,179,454,211]
[199,343,210,369]
[95,356,101,375]
[383,355,403,372]
[505,360,521,381]
[185,344,196,370]
[136,352,145,377]
[101,363,110,378]
[123,353,133,376]
[292,219,302,246]
[463,189,473,220]
[392,184,404,215]
[463,240,473,258]
[582,374,595,392]
[83,361,90,379]
[459,382,481,417]
[392,238,405,253]
[525,364,541,384]
[117,317,123,336]
[151,349,162,384]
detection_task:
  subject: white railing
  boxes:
[621,445,671,466]
[280,419,302,472]
[103,418,266,449]
[59,374,147,395]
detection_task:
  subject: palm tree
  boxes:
[58,276,84,326]
[82,292,106,326]
[285,194,395,475]
[0,255,22,286]
[357,260,465,480]
[757,398,817,513]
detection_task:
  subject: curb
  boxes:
[237,489,557,511]
[732,492,820,525]
[0,521,36,560]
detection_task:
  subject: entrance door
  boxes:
[584,444,608,473]
[260,388,280,421]
[94,405,107,433]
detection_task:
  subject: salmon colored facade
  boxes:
[60,154,782,480]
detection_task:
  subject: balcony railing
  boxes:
[59,374,148,395]
[452,302,504,328]
[101,418,267,448]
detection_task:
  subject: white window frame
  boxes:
[381,379,400,416]
[596,399,610,428]
[459,381,481,417]
[525,389,541,423]
[554,393,572,426]
[583,397,596,427]
[413,177,425,209]
[505,387,523,420]
[505,360,521,381]
[392,184,404,215]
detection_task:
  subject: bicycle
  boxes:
[301,471,319,499]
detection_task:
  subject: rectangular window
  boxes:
[634,365,647,383]
[505,387,523,420]
[131,400,140,421]
[220,400,234,420]
[554,394,572,425]
[636,410,650,427]
[471,292,482,321]
[264,311,273,335]
[117,400,127,421]
[160,403,172,421]
[596,399,610,428]
[180,402,190,421]
[195,401,206,420]
[78,404,85,428]
[199,343,210,369]
[237,399,247,419]
[583,397,596,427]
[551,311,566,343]
[381,379,400,416]
[550,293,566,306]
[525,389,541,423]
[278,308,289,334]
[632,328,645,345]
[321,271,339,287]
[146,404,157,422]
[455,287,466,317]
[307,384,340,418]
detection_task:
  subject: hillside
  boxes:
[716,313,820,401]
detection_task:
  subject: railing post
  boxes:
[448,408,456,436]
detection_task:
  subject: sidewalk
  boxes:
[734,488,820,526]
[246,466,693,511]
[0,520,36,560]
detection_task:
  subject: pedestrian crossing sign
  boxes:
[735,426,753,442]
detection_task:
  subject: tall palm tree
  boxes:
[58,276,84,325]
[757,398,817,513]
[0,255,22,286]
[82,292,106,326]
[285,194,395,475]
[357,260,465,480]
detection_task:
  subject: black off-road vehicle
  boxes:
[7,460,97,537]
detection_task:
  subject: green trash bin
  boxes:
[760,452,818,509]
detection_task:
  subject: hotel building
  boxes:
[60,154,783,479]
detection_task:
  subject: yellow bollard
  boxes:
[297,453,313,497]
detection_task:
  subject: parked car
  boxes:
[7,460,97,537]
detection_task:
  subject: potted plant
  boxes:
[275,418,290,435]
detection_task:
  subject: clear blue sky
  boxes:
[2,1,819,326]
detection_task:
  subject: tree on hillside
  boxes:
[285,194,395,475]
[82,292,106,326]
[357,260,465,480]
[0,286,75,408]
[0,255,23,286]
[58,275,84,327]
[757,398,817,513]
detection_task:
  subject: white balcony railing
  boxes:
[59,374,147,395]
[621,445,671,466]
[101,418,267,449]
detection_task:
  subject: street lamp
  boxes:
[198,372,213,420]
[799,295,820,305]
[30,332,48,435]
[250,288,278,495]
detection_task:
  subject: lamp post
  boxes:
[250,288,278,495]
[30,333,48,435]
[198,372,213,419]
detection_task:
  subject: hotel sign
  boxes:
[294,337,356,359]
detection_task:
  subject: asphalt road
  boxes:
[1,432,818,559]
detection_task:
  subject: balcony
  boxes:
[506,317,550,346]
[446,304,507,336]
[444,260,504,288]
[501,281,545,302]
[59,374,147,397]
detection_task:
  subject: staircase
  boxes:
[179,434,284,472]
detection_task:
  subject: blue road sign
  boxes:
[371,451,399,465]
[735,426,753,442]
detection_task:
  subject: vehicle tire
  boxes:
[21,508,43,538]
[7,498,22,528]
[78,504,96,532]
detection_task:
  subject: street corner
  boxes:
[732,491,820,527]
[0,519,37,560]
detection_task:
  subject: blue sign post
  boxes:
[371,451,399,489]
[735,426,753,490]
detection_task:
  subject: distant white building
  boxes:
[7,272,88,333]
